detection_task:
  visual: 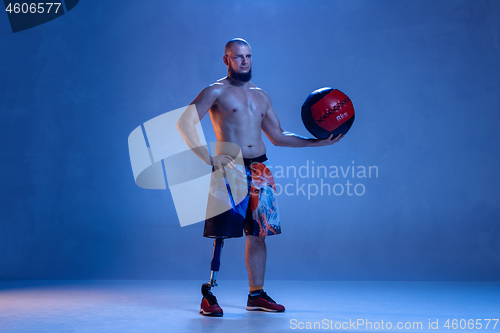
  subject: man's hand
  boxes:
[314,133,344,147]
[212,154,236,169]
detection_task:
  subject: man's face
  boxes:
[225,44,252,82]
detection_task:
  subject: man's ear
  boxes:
[223,55,229,66]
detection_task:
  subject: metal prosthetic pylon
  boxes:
[201,237,224,296]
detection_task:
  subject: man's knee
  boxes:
[247,235,266,244]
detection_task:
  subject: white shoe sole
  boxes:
[199,308,223,316]
[246,305,283,312]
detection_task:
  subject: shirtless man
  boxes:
[177,38,343,316]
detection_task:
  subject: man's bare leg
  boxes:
[245,234,285,311]
[245,235,266,288]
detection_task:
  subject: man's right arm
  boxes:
[176,85,235,169]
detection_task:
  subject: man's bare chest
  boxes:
[214,89,267,117]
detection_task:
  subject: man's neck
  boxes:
[226,75,251,88]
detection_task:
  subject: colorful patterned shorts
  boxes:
[204,154,281,238]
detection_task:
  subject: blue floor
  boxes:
[0,280,499,332]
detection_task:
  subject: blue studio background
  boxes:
[1,0,499,281]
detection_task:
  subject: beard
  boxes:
[229,67,252,82]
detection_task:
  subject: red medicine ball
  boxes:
[301,87,355,139]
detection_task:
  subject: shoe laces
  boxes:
[204,290,219,305]
[253,291,276,304]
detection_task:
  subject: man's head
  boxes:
[223,38,252,82]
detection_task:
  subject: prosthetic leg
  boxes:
[200,237,225,316]
[200,167,235,316]
[201,237,224,296]
[202,168,232,296]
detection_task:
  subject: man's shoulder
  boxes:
[203,78,235,93]
[211,77,233,88]
[199,81,226,98]
[249,85,271,101]
[206,81,225,90]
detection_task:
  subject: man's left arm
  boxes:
[261,95,343,148]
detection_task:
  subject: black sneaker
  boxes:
[246,291,285,312]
